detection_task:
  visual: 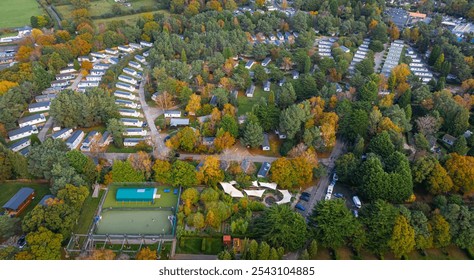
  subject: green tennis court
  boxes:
[95,209,174,235]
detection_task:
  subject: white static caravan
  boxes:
[80,131,98,152]
[105,48,119,55]
[114,90,137,101]
[18,113,46,128]
[119,109,140,117]
[124,138,145,147]
[118,75,138,85]
[164,110,181,118]
[85,75,102,82]
[120,118,144,127]
[116,82,136,92]
[140,41,153,48]
[118,45,133,53]
[115,99,139,109]
[9,138,31,152]
[134,55,146,64]
[52,128,73,140]
[128,61,142,70]
[8,125,38,141]
[65,130,85,150]
[56,73,75,81]
[123,67,138,77]
[124,128,148,136]
[93,63,110,70]
[91,52,107,59]
[90,69,106,76]
[28,101,50,113]
[59,67,76,74]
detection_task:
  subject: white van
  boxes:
[353,196,362,208]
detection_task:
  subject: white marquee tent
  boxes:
[243,189,266,198]
[258,182,277,190]
[276,189,292,204]
[219,182,244,198]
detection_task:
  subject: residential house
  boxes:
[246,84,256,97]
[85,75,102,82]
[238,115,247,124]
[151,92,160,101]
[262,57,271,67]
[9,138,31,152]
[262,133,270,151]
[197,115,211,124]
[209,95,218,107]
[19,113,46,128]
[231,90,238,100]
[39,195,55,206]
[28,101,50,113]
[35,93,56,103]
[170,118,190,127]
[339,46,350,53]
[164,110,181,118]
[59,67,76,74]
[99,131,112,147]
[80,131,98,151]
[19,147,30,157]
[278,78,286,86]
[93,63,110,70]
[292,70,300,79]
[2,187,35,217]
[124,138,144,147]
[52,128,73,140]
[257,162,271,178]
[442,134,457,146]
[56,73,75,80]
[51,80,69,88]
[90,69,106,76]
[274,130,287,139]
[121,118,144,127]
[66,130,85,150]
[202,137,215,146]
[245,60,255,69]
[140,41,153,48]
[263,80,271,92]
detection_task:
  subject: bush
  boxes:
[467,247,474,259]
[369,40,384,52]
[248,201,266,211]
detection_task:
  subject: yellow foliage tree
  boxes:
[185,94,201,115]
[136,247,157,260]
[0,81,19,95]
[197,156,224,187]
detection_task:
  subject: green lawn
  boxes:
[73,190,104,234]
[0,0,42,29]
[103,184,179,208]
[0,182,51,218]
[237,86,274,116]
[54,0,168,26]
[94,11,168,26]
[106,145,140,153]
[177,237,223,255]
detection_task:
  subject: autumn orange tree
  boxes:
[196,156,224,187]
[0,81,19,95]
[185,93,201,116]
[444,153,474,194]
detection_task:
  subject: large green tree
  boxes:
[171,160,198,187]
[249,205,308,251]
[310,199,358,249]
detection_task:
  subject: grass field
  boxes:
[103,184,179,209]
[0,182,51,218]
[73,190,104,234]
[237,86,277,116]
[0,0,42,29]
[94,11,168,26]
[55,0,167,26]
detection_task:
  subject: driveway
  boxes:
[137,78,169,158]
[38,116,53,142]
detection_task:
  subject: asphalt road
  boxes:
[299,139,346,217]
[38,116,53,142]
[137,76,168,158]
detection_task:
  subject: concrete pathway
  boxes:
[38,116,53,142]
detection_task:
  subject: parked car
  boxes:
[142,121,148,127]
[301,192,311,197]
[295,203,306,211]
[333,193,344,199]
[352,209,359,218]
[17,235,26,249]
[300,196,309,202]
[353,196,362,208]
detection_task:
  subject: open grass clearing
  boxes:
[0,0,42,29]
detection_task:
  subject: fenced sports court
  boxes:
[95,209,174,235]
[93,183,180,236]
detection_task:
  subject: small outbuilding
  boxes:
[2,187,35,216]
